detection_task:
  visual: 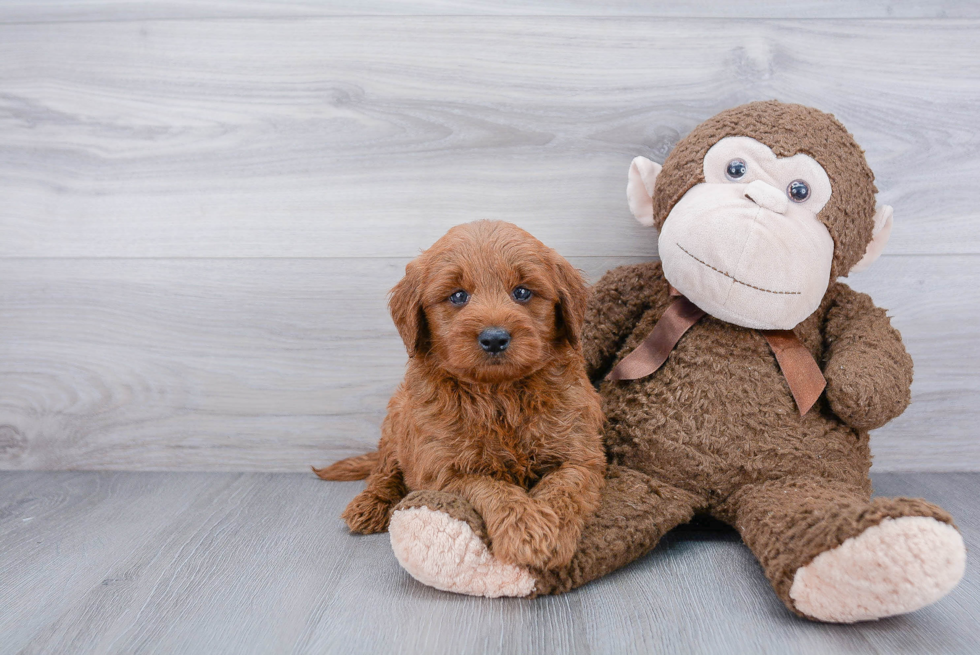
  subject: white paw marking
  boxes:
[790,516,966,623]
[389,507,535,598]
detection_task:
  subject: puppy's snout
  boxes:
[478,328,511,354]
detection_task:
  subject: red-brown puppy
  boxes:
[316,220,605,570]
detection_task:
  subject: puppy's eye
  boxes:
[725,159,747,180]
[448,290,469,306]
[512,286,532,303]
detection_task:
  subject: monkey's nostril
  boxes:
[478,328,511,354]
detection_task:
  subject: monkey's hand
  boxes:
[823,288,913,431]
[824,354,908,431]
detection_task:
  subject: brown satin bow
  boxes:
[606,288,826,415]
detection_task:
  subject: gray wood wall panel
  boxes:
[1,18,978,258]
[0,4,977,471]
[2,255,978,471]
[2,2,978,23]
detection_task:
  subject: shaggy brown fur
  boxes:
[532,261,949,605]
[400,103,958,618]
[314,451,378,481]
[316,220,605,570]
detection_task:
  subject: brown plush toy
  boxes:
[387,101,966,622]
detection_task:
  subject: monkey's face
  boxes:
[658,137,836,330]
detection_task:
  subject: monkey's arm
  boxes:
[582,261,668,382]
[821,283,913,431]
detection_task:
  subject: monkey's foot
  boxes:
[789,516,966,623]
[389,491,535,598]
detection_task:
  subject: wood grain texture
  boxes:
[1,1,977,22]
[1,5,977,474]
[1,254,978,472]
[0,471,977,654]
[0,17,978,258]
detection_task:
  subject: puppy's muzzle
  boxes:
[478,327,511,354]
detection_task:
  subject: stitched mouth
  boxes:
[676,243,801,296]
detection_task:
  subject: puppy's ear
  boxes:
[551,253,589,349]
[388,260,429,357]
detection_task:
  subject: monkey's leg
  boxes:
[387,466,704,597]
[531,465,703,595]
[717,476,966,623]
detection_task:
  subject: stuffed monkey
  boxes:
[385,101,966,622]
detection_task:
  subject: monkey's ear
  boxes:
[849,205,894,274]
[627,156,662,228]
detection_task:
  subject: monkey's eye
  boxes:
[512,286,533,303]
[448,290,470,306]
[725,159,747,180]
[787,180,810,203]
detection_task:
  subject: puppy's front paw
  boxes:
[488,502,564,570]
[341,490,394,534]
[543,524,581,570]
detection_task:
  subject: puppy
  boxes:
[315,220,605,570]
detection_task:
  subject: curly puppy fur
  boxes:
[316,220,605,571]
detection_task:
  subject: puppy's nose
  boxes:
[478,328,511,354]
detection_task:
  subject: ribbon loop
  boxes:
[761,330,826,416]
[605,292,826,415]
[606,295,704,382]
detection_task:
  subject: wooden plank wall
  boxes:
[1,1,978,471]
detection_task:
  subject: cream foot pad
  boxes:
[389,506,535,598]
[790,516,966,622]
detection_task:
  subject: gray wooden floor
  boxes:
[0,471,976,654]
